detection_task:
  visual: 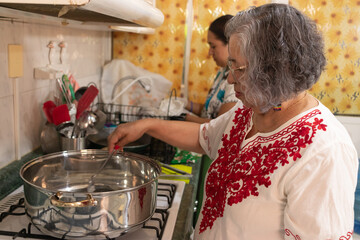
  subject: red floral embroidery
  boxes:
[339,231,353,240]
[285,229,353,240]
[199,107,326,233]
[285,229,301,240]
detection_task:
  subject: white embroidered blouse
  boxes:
[195,100,358,240]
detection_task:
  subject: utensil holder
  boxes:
[60,136,87,150]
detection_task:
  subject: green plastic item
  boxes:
[62,74,76,102]
[171,148,201,164]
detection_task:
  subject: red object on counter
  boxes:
[76,85,99,119]
[42,100,56,123]
[52,104,71,126]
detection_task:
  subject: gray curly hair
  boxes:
[225,3,326,112]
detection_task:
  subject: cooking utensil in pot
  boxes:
[42,100,56,123]
[87,145,120,192]
[77,110,97,137]
[62,74,76,102]
[57,78,72,106]
[74,86,88,101]
[52,104,71,126]
[76,85,99,119]
[56,121,74,138]
[72,85,99,137]
[20,149,161,239]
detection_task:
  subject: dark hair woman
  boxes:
[184,14,238,123]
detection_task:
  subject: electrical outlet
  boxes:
[8,44,23,78]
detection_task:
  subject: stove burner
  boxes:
[0,183,177,240]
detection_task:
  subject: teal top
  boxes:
[201,67,238,119]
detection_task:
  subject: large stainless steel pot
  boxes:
[20,149,161,239]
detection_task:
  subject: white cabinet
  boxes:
[0,0,164,32]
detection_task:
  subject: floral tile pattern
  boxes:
[291,0,360,115]
[113,0,359,115]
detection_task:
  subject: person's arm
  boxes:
[185,101,237,124]
[185,101,204,116]
[184,113,210,123]
[108,118,205,154]
[217,101,237,116]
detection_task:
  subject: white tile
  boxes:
[0,95,15,168]
[0,19,110,166]
[19,87,49,156]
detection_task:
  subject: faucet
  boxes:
[111,76,152,104]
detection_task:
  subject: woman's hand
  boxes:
[107,119,148,153]
[108,118,205,155]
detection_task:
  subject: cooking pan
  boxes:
[20,149,161,239]
[87,129,151,153]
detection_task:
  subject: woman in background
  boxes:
[184,15,238,123]
[108,4,358,239]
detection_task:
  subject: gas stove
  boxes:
[0,179,185,240]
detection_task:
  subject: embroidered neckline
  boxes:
[199,106,327,233]
[247,101,320,140]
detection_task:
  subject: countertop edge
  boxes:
[0,148,43,201]
[171,156,201,240]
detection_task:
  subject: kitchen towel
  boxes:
[100,59,173,108]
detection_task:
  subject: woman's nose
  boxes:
[227,72,235,84]
[208,48,213,57]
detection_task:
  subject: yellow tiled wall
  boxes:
[290,0,360,115]
[113,0,270,104]
[188,0,270,103]
[113,0,360,115]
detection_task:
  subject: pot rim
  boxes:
[20,149,162,195]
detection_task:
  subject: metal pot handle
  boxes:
[50,192,98,207]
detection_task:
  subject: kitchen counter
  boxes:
[0,148,43,201]
[0,147,203,240]
[168,150,202,240]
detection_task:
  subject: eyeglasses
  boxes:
[227,60,247,82]
[227,60,247,76]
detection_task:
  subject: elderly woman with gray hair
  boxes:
[108,3,358,239]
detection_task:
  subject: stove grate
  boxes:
[0,194,24,217]
[157,183,176,207]
[143,209,168,239]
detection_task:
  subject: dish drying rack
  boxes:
[95,90,182,164]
